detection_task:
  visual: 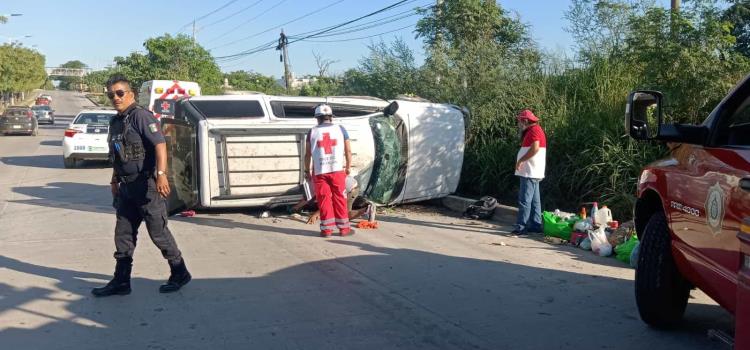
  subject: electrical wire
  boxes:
[206,0,289,47]
[175,0,239,33]
[209,0,346,51]
[202,0,265,29]
[214,0,412,60]
[297,22,417,43]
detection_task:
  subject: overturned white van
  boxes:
[160,94,467,214]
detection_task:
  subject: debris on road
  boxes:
[179,210,196,217]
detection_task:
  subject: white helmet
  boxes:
[314,104,333,117]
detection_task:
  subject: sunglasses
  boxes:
[106,90,130,99]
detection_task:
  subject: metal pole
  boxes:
[671,0,680,12]
[192,20,196,48]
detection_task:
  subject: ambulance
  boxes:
[137,80,201,118]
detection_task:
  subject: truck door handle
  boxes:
[742,178,750,192]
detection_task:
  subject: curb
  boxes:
[85,94,103,107]
[442,195,517,223]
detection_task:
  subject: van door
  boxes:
[161,113,198,215]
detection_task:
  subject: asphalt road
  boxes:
[0,90,735,349]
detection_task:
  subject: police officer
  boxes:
[92,74,191,297]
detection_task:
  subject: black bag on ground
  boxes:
[463,196,498,220]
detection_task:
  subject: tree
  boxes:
[299,77,342,96]
[340,39,419,99]
[57,60,87,91]
[223,70,284,94]
[723,0,750,56]
[0,44,47,102]
[312,51,339,78]
[114,34,223,94]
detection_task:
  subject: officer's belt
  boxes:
[116,171,153,184]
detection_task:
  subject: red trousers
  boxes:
[314,171,350,234]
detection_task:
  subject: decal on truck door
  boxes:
[705,182,726,236]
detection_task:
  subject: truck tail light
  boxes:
[155,87,164,94]
[188,89,196,96]
[64,129,81,138]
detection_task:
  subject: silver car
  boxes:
[31,105,55,124]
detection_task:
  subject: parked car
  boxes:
[160,94,467,214]
[35,97,50,105]
[31,105,55,124]
[625,77,750,346]
[62,109,117,168]
[1,106,38,136]
[39,94,52,102]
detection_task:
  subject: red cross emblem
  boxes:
[317,132,337,154]
[160,101,171,112]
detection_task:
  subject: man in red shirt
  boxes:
[512,109,547,235]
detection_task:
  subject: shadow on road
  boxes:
[11,182,112,214]
[1,155,109,169]
[0,238,732,350]
[39,140,62,147]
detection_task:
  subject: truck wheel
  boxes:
[63,157,76,169]
[635,211,690,328]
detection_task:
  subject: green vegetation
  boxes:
[57,60,87,91]
[335,0,749,218]
[0,44,47,104]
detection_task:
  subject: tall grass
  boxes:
[459,57,665,219]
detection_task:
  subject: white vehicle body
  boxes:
[137,80,200,118]
[62,109,117,168]
[162,95,467,213]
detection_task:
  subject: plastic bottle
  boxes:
[591,202,599,225]
[596,205,613,226]
[580,207,587,219]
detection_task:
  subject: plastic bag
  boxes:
[542,211,573,240]
[579,237,592,250]
[615,235,639,263]
[589,226,612,257]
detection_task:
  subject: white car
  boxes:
[160,94,468,213]
[62,109,117,168]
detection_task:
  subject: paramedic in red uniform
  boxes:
[512,109,547,236]
[304,104,354,237]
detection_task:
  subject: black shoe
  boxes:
[92,257,132,297]
[159,259,191,293]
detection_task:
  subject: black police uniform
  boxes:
[108,103,182,263]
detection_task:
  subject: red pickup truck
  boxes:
[626,78,750,347]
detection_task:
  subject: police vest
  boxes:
[310,124,346,175]
[108,108,146,174]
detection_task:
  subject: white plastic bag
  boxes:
[589,226,613,257]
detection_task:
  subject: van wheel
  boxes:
[635,211,690,328]
[63,157,76,169]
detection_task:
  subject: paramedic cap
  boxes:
[314,104,333,117]
[516,109,539,122]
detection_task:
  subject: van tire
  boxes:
[635,211,690,328]
[64,157,76,169]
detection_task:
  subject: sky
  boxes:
[0,0,668,79]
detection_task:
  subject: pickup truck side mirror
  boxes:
[626,90,662,140]
[625,90,709,144]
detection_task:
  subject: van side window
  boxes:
[718,97,750,147]
[270,101,380,119]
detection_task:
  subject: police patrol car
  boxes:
[62,108,118,168]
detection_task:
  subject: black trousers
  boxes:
[113,176,182,264]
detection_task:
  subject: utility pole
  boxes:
[191,20,196,48]
[671,0,680,12]
[276,30,292,93]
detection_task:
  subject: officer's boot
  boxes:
[91,257,132,297]
[159,259,191,293]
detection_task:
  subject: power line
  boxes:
[290,10,420,39]
[215,0,416,59]
[176,0,239,33]
[202,0,265,30]
[209,0,347,51]
[286,0,411,45]
[207,0,289,48]
[298,22,417,43]
[288,0,424,38]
